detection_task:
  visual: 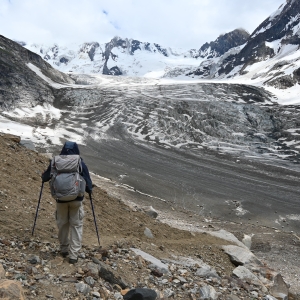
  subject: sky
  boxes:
[0,0,285,49]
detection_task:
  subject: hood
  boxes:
[60,141,80,155]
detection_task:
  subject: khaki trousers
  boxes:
[56,200,84,260]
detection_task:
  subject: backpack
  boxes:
[49,154,86,201]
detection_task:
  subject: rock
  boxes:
[151,269,163,277]
[123,288,157,300]
[86,262,99,279]
[75,281,91,295]
[232,266,267,292]
[199,284,218,300]
[0,279,26,300]
[269,274,289,300]
[131,248,169,274]
[0,264,5,279]
[257,266,289,298]
[264,296,278,300]
[20,140,35,151]
[92,291,101,298]
[84,276,95,287]
[144,227,154,239]
[98,261,128,289]
[195,266,220,279]
[222,245,262,266]
[142,206,158,218]
[208,230,247,249]
[92,257,102,265]
[27,255,40,265]
[242,234,252,249]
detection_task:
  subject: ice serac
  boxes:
[198,28,249,59]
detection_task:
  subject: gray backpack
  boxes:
[50,155,86,201]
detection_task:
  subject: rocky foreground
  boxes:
[0,133,298,300]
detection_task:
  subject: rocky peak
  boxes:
[79,42,100,61]
[198,28,250,58]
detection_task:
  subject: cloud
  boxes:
[0,0,285,48]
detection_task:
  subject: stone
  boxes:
[142,206,158,218]
[232,266,267,292]
[75,281,91,295]
[27,255,40,265]
[264,296,278,300]
[92,291,101,298]
[222,245,262,266]
[208,230,247,249]
[86,262,99,279]
[196,266,220,279]
[0,279,26,300]
[123,288,157,300]
[257,266,289,298]
[84,276,95,287]
[98,261,128,289]
[199,284,218,300]
[0,264,5,279]
[144,227,154,239]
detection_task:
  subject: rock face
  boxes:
[198,28,249,59]
[0,279,26,300]
[0,34,73,110]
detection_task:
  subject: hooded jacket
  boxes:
[42,141,93,201]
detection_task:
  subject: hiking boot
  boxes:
[69,258,78,264]
[61,252,69,258]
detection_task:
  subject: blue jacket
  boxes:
[42,141,93,201]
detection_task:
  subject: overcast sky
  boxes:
[0,0,285,49]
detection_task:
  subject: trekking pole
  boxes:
[89,192,101,246]
[32,182,44,236]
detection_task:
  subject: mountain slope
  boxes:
[187,0,300,91]
[197,28,249,59]
[0,35,73,110]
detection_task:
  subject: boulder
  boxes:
[98,261,128,289]
[142,206,158,218]
[256,266,289,298]
[195,266,220,279]
[232,266,267,292]
[269,274,289,300]
[208,230,247,249]
[222,245,262,266]
[0,279,26,300]
[123,288,157,300]
[199,284,218,300]
[144,227,154,239]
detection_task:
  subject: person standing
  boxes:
[42,141,93,264]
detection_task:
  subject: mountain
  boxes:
[197,28,250,59]
[186,0,300,90]
[19,0,300,96]
[0,33,299,164]
[24,37,199,77]
[0,34,73,111]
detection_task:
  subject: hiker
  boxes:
[42,141,93,264]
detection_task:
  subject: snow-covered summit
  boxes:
[25,37,200,78]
